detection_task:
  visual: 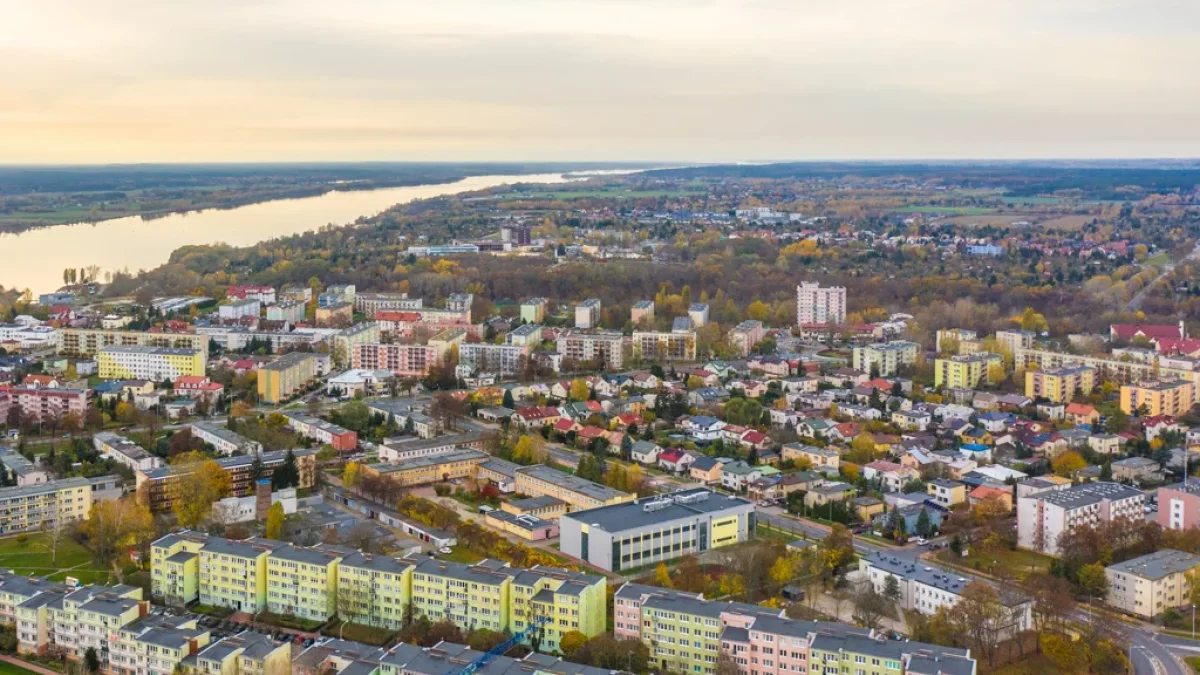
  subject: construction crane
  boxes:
[457,615,548,675]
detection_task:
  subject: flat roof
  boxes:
[1107,549,1200,581]
[561,488,750,534]
[516,464,632,503]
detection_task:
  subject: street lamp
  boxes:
[1192,603,1196,640]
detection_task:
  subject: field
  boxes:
[893,206,997,215]
[0,661,46,675]
[0,532,112,584]
[936,547,1051,582]
[1035,214,1093,231]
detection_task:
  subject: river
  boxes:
[0,172,575,295]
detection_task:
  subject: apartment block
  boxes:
[689,303,710,328]
[933,353,1003,389]
[0,385,89,422]
[560,489,754,572]
[1017,481,1145,555]
[257,352,319,404]
[796,282,846,326]
[110,615,211,675]
[19,584,147,664]
[267,544,351,622]
[0,477,95,536]
[196,632,291,675]
[151,532,207,606]
[456,342,529,376]
[445,293,473,315]
[514,464,634,511]
[728,321,765,357]
[98,345,205,381]
[265,299,306,325]
[199,537,284,613]
[631,330,697,361]
[852,341,920,377]
[935,329,981,355]
[354,293,423,315]
[281,412,358,452]
[995,329,1036,354]
[353,343,438,377]
[859,552,1031,635]
[315,303,353,327]
[1106,549,1200,619]
[631,300,655,324]
[1158,481,1200,531]
[331,323,382,368]
[575,299,601,329]
[520,298,548,324]
[337,552,414,630]
[556,331,625,370]
[1024,366,1097,404]
[57,328,208,358]
[137,449,315,513]
[189,421,264,456]
[93,431,162,472]
[227,285,277,304]
[1120,379,1195,416]
[219,299,261,321]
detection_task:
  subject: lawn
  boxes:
[1186,655,1200,673]
[989,654,1074,675]
[1147,252,1171,266]
[322,619,395,646]
[0,660,49,675]
[0,533,112,583]
[937,547,1051,581]
[441,546,485,564]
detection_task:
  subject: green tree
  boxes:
[1077,563,1109,600]
[85,647,100,673]
[271,449,300,489]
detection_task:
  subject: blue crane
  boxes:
[457,615,548,675]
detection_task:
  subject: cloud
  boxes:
[1,0,1198,161]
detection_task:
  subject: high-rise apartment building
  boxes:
[795,282,846,326]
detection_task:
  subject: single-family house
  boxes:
[630,441,661,465]
[657,448,696,474]
[720,460,763,491]
[1065,402,1100,426]
[689,456,722,484]
[927,479,967,507]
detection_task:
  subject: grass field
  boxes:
[937,547,1050,582]
[441,546,485,564]
[0,533,112,584]
[0,660,48,675]
[1146,252,1171,266]
[893,206,997,215]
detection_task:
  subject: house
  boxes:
[780,471,825,495]
[728,380,769,398]
[680,415,725,442]
[851,496,886,522]
[1087,434,1121,455]
[863,461,919,492]
[737,430,770,451]
[796,418,835,438]
[828,422,862,442]
[1065,402,1100,426]
[611,412,641,430]
[657,448,695,474]
[747,476,783,502]
[720,460,762,491]
[630,441,661,465]
[781,443,840,471]
[553,418,581,436]
[927,479,967,507]
[891,409,931,431]
[1037,402,1066,421]
[1112,457,1165,484]
[969,485,1014,512]
[514,406,561,428]
[873,502,947,536]
[978,411,1013,433]
[688,387,730,407]
[629,372,660,390]
[688,456,722,484]
[804,482,856,508]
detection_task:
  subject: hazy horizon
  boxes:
[5,0,1199,163]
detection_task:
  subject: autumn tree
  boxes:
[654,562,673,588]
[569,379,590,401]
[171,452,232,528]
[1051,450,1086,477]
[265,502,285,539]
[83,498,154,581]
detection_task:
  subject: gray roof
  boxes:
[1107,549,1200,581]
[863,551,1027,608]
[0,477,90,501]
[507,495,565,511]
[407,557,510,587]
[515,464,632,503]
[141,448,313,480]
[340,552,415,576]
[200,536,283,559]
[270,544,351,566]
[561,488,751,534]
[1034,481,1144,509]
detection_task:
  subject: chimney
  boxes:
[256,479,272,521]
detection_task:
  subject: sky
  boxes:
[2,0,1199,163]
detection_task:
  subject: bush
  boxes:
[15,533,27,545]
[433,484,451,497]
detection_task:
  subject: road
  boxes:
[1125,243,1200,312]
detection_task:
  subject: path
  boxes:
[1125,243,1200,312]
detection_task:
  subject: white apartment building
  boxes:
[688,303,710,328]
[458,343,529,376]
[556,331,624,370]
[1017,481,1145,556]
[94,432,163,472]
[189,422,263,456]
[859,552,1031,637]
[575,299,601,329]
[796,281,846,326]
[265,299,306,324]
[218,299,261,321]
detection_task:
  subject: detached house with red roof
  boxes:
[173,375,225,400]
[657,448,696,473]
[514,406,561,428]
[1065,402,1099,426]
